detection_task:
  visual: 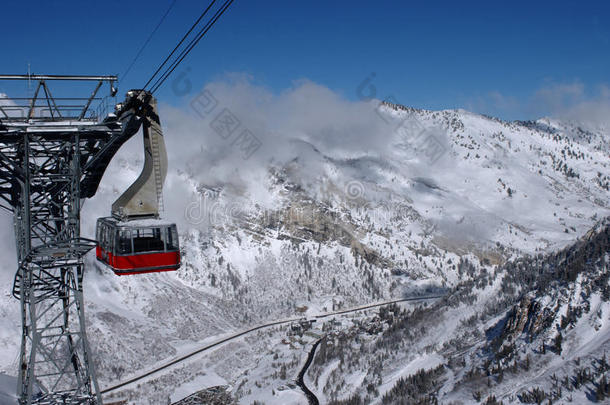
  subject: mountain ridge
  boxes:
[0,100,608,403]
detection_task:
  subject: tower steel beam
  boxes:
[0,75,141,405]
[0,75,117,82]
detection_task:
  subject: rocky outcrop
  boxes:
[499,296,555,342]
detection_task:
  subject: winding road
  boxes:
[296,339,323,405]
[100,294,444,397]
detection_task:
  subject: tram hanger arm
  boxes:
[111,90,168,220]
[79,90,153,199]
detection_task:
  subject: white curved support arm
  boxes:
[112,92,168,220]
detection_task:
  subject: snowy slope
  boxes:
[0,92,608,403]
[299,217,609,404]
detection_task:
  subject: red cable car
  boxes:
[96,90,180,276]
[96,218,180,275]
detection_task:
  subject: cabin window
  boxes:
[133,227,164,253]
[165,226,179,251]
[108,226,115,251]
[116,230,132,254]
[101,224,112,250]
[96,222,102,244]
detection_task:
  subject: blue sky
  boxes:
[1,0,608,120]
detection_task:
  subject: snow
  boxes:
[170,371,227,403]
[114,218,177,227]
[0,98,608,403]
[309,358,339,400]
[0,374,17,405]
[377,352,444,397]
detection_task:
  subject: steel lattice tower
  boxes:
[0,75,142,404]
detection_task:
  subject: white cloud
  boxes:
[0,93,18,118]
[556,84,610,131]
[468,81,610,126]
[1,75,606,282]
[532,81,585,111]
[0,95,19,281]
[158,76,401,208]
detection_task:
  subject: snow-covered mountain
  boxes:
[0,83,608,404]
[305,217,609,404]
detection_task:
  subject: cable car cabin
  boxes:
[96,217,180,275]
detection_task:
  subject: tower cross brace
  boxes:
[0,74,142,404]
